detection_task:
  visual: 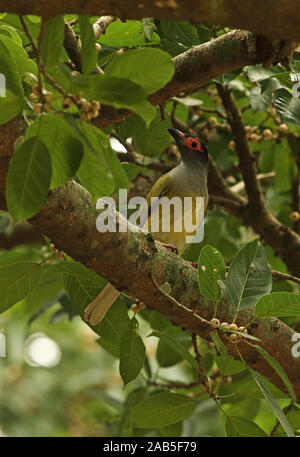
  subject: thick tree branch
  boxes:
[215,86,300,277]
[23,182,300,401]
[94,29,295,128]
[2,1,300,43]
[0,116,300,399]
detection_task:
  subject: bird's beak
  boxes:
[167,128,184,146]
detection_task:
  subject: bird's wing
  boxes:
[140,172,174,229]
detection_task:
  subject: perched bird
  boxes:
[84,128,209,325]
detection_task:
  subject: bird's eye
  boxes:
[191,141,197,148]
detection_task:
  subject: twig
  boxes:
[159,102,167,121]
[36,18,46,94]
[241,103,251,113]
[191,334,206,380]
[191,334,226,412]
[20,15,67,97]
[271,270,300,285]
[64,20,82,71]
[217,84,264,211]
[257,113,271,130]
[200,107,227,120]
[63,19,104,74]
[146,379,202,389]
[209,194,244,212]
[93,16,116,39]
[19,15,37,53]
[231,172,275,194]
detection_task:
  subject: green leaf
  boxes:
[106,48,175,94]
[122,162,143,182]
[0,211,13,233]
[140,308,170,331]
[119,387,148,435]
[273,405,300,436]
[216,354,245,376]
[250,82,274,112]
[129,101,156,126]
[158,422,183,437]
[97,337,120,358]
[210,332,227,356]
[253,345,296,402]
[77,149,115,198]
[248,64,290,83]
[0,34,37,76]
[198,245,225,303]
[0,37,23,99]
[97,299,131,346]
[0,14,39,43]
[51,260,105,317]
[214,69,242,86]
[0,263,44,313]
[210,333,245,375]
[142,18,156,42]
[259,140,275,173]
[79,15,97,74]
[151,330,197,370]
[226,416,267,437]
[25,114,83,189]
[274,88,300,125]
[40,15,64,68]
[131,392,196,428]
[119,317,146,385]
[246,366,295,437]
[274,141,295,192]
[70,74,151,123]
[64,118,128,197]
[6,136,51,220]
[98,19,160,47]
[255,292,300,318]
[160,20,199,47]
[0,90,23,124]
[70,73,146,107]
[160,38,187,57]
[225,239,272,316]
[0,24,22,44]
[133,111,171,157]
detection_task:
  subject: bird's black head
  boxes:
[167,128,208,163]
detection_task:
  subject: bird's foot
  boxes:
[159,242,178,255]
[190,261,198,269]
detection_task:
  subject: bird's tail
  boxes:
[84,283,120,326]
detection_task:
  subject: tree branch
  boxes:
[21,181,300,401]
[0,115,299,400]
[94,29,295,128]
[63,20,82,71]
[93,16,116,39]
[217,84,264,211]
[2,1,300,42]
[215,86,300,277]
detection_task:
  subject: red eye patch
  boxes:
[183,137,203,151]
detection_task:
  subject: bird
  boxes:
[84,128,209,325]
